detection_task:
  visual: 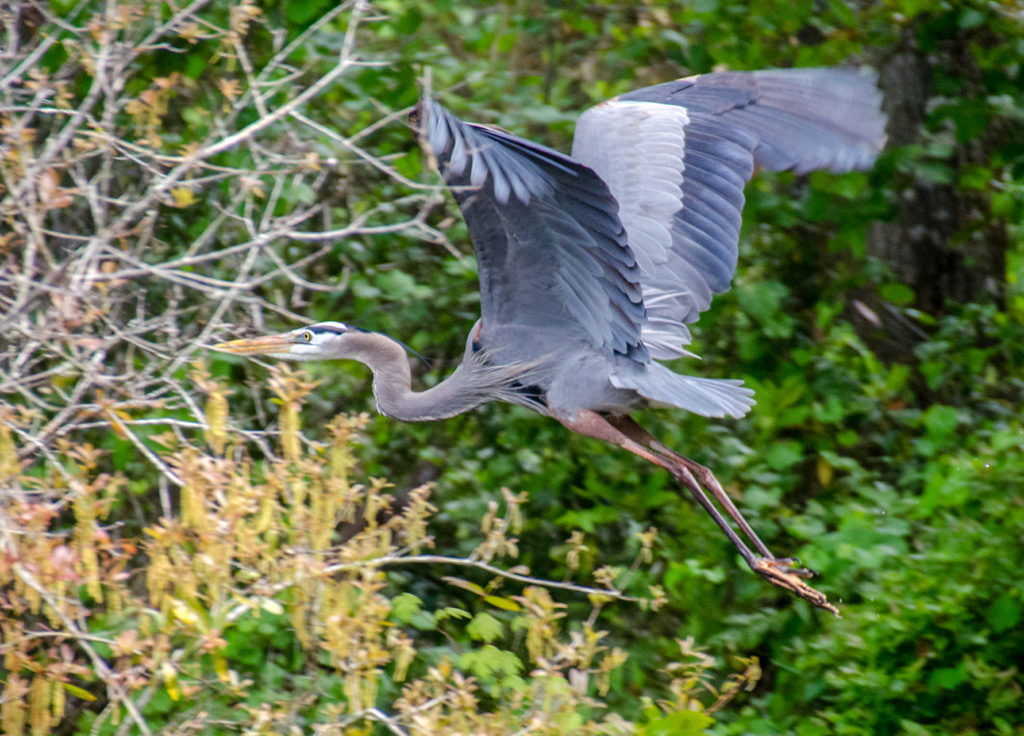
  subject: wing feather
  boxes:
[417,98,648,362]
[572,67,886,360]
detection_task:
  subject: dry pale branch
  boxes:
[0,0,439,474]
[0,3,461,729]
[0,4,746,735]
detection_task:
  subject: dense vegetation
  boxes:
[2,1,1022,734]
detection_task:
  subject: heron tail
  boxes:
[611,362,755,419]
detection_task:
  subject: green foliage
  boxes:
[3,1,1024,735]
[1,367,746,734]
[641,710,715,736]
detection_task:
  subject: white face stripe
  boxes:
[289,343,324,356]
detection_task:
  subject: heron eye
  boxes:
[302,331,313,342]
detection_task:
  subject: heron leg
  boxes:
[555,409,761,565]
[555,409,837,615]
[655,445,815,577]
[610,416,777,562]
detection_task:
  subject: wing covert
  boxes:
[417,98,648,361]
[572,67,886,359]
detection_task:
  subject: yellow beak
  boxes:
[212,334,294,355]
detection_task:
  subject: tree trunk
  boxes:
[868,46,1007,317]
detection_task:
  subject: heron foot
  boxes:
[760,557,816,579]
[752,557,839,617]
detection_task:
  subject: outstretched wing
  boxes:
[571,68,886,360]
[416,98,647,362]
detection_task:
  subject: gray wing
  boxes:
[571,67,887,360]
[417,98,648,362]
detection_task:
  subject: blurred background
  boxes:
[2,1,1022,734]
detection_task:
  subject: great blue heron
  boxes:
[216,68,886,614]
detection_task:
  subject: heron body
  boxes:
[217,68,886,613]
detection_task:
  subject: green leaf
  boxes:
[351,279,382,299]
[554,711,585,732]
[986,594,1022,633]
[391,592,423,624]
[837,429,860,447]
[62,683,98,701]
[736,280,795,338]
[957,7,985,28]
[376,269,433,300]
[286,183,315,206]
[918,161,954,184]
[393,6,423,34]
[484,595,521,611]
[467,612,504,643]
[922,405,959,438]
[458,645,523,680]
[640,710,714,736]
[880,283,915,306]
[286,0,328,25]
[765,440,803,471]
[918,462,970,516]
[898,720,932,736]
[442,576,486,596]
[928,664,967,690]
[435,606,471,622]
[827,0,855,26]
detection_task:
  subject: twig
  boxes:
[332,553,641,602]
[4,559,153,735]
[366,708,411,736]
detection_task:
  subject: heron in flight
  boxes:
[216,68,886,613]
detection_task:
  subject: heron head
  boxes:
[213,321,364,361]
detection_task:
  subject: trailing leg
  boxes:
[555,410,761,562]
[556,410,837,615]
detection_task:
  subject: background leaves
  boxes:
[2,0,1023,734]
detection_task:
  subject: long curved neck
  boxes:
[345,333,488,422]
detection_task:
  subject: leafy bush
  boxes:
[2,364,761,735]
[3,1,1024,736]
